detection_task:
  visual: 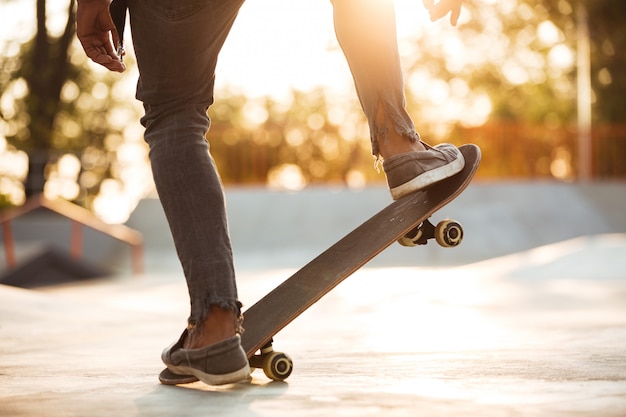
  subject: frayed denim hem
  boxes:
[188,299,245,334]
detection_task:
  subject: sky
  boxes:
[215,0,431,99]
[0,0,435,99]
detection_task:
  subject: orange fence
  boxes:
[209,122,626,184]
[456,122,626,180]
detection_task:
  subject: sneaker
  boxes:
[160,329,250,386]
[383,142,465,200]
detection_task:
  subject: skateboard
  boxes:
[244,144,481,381]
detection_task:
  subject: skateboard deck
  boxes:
[243,144,481,380]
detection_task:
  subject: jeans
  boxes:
[127,0,245,324]
[125,0,417,325]
[332,0,420,158]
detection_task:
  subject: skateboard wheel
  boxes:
[262,351,293,381]
[435,220,463,247]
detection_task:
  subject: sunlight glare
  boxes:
[427,79,450,105]
[267,164,307,191]
[548,44,574,71]
[307,113,325,131]
[91,82,109,101]
[537,20,562,46]
[60,117,81,139]
[93,179,133,224]
[242,100,269,127]
[0,177,25,206]
[60,80,80,103]
[332,267,504,354]
[502,60,529,85]
[550,146,573,180]
[9,78,29,100]
[345,169,366,189]
[0,148,28,181]
[217,0,344,99]
[216,0,435,101]
[44,153,81,201]
[597,68,612,86]
[57,154,81,178]
[285,128,306,148]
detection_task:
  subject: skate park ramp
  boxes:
[3,181,623,275]
[125,181,626,272]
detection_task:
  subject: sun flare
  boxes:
[216,0,433,99]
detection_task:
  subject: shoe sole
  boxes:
[166,363,251,386]
[389,152,465,200]
[159,368,200,385]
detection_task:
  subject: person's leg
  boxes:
[127,0,249,384]
[332,0,422,159]
[332,0,464,199]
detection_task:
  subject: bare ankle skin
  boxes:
[183,305,238,350]
[374,103,425,159]
[377,130,425,159]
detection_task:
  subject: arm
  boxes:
[423,0,463,26]
[76,0,126,72]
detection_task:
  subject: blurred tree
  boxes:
[401,0,625,178]
[209,87,377,187]
[1,0,77,197]
[542,0,626,124]
[0,0,147,214]
[404,1,576,130]
[402,0,625,125]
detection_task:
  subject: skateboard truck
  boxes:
[248,339,293,381]
[398,218,464,247]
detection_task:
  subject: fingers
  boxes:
[424,0,463,26]
[95,7,126,70]
[76,1,126,73]
[449,0,462,26]
[90,46,126,72]
[79,33,126,72]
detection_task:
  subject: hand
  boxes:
[423,0,463,26]
[76,0,126,72]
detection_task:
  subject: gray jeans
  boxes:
[126,0,417,325]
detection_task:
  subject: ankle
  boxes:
[184,306,238,349]
[378,133,425,159]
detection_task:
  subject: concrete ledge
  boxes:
[2,181,625,274]
[127,181,626,270]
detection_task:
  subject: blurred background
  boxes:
[0,0,625,278]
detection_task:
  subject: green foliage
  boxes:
[543,0,626,124]
[209,88,378,186]
[0,0,145,209]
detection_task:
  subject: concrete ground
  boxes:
[1,232,625,417]
[2,182,626,416]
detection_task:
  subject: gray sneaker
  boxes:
[160,330,250,386]
[383,142,465,200]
